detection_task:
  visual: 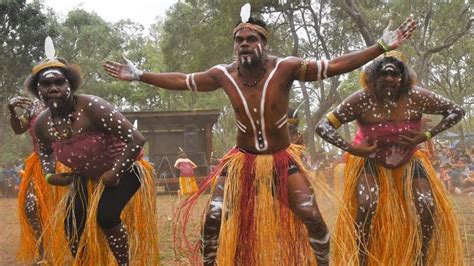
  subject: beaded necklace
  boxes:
[47,96,76,141]
[237,58,268,87]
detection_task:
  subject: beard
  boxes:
[240,54,254,66]
[238,45,265,67]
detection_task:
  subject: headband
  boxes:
[233,23,270,41]
[32,60,67,75]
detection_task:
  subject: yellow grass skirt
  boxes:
[16,152,67,263]
[333,150,464,265]
[179,176,199,196]
[176,144,347,265]
[43,159,160,265]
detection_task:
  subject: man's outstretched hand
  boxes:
[103,55,143,81]
[378,17,417,51]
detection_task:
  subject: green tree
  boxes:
[0,0,52,163]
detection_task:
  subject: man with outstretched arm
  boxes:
[104,6,416,265]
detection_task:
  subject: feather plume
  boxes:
[240,3,251,23]
[45,36,55,60]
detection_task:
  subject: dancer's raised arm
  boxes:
[296,17,417,82]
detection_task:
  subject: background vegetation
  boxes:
[1,0,472,163]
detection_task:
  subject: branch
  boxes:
[419,6,433,51]
[307,5,330,58]
[425,16,473,54]
[338,0,374,45]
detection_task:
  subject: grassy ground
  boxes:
[0,194,472,265]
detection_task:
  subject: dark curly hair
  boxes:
[25,58,82,99]
[363,57,415,98]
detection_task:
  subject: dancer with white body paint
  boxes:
[316,51,464,265]
[8,94,69,264]
[104,4,416,265]
[29,38,159,265]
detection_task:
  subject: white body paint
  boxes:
[214,57,291,152]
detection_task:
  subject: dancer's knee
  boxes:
[205,197,223,225]
[292,198,326,232]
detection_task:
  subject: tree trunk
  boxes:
[299,82,317,164]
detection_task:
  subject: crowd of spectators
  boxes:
[0,160,23,198]
[434,145,474,196]
[309,144,474,197]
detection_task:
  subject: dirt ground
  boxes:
[0,194,472,265]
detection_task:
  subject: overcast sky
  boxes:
[31,0,177,29]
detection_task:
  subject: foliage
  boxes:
[0,0,472,162]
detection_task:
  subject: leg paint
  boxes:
[202,176,225,265]
[412,168,436,264]
[288,172,329,266]
[24,182,44,257]
[355,164,379,266]
[103,223,129,265]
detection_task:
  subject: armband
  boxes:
[326,112,342,129]
[300,59,310,81]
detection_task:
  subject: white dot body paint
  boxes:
[53,101,58,108]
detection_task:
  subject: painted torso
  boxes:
[212,56,294,154]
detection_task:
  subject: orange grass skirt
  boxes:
[333,150,464,265]
[16,152,68,263]
[41,159,160,265]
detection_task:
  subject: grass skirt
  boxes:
[179,176,199,196]
[42,159,160,265]
[16,152,67,263]
[175,144,345,265]
[333,150,464,265]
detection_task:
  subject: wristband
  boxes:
[45,173,54,182]
[424,131,432,140]
[377,39,390,52]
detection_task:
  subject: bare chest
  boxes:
[214,60,292,152]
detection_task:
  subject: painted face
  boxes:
[375,61,402,98]
[234,28,266,66]
[37,69,71,109]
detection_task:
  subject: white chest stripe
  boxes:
[277,118,288,128]
[237,120,247,133]
[215,65,258,146]
[258,58,288,151]
[276,114,287,125]
[214,58,291,152]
